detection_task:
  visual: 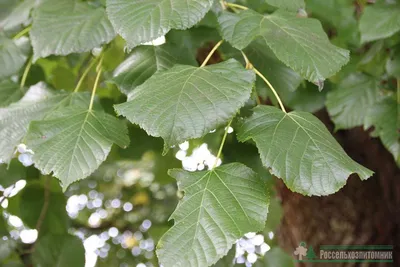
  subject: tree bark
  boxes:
[276,110,400,267]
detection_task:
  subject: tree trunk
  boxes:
[276,110,400,267]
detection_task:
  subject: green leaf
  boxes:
[0,83,90,164]
[30,0,115,61]
[0,80,23,107]
[112,44,197,95]
[0,159,26,188]
[262,247,295,267]
[265,0,305,11]
[26,107,129,190]
[237,106,373,196]
[386,47,400,79]
[0,239,16,261]
[326,73,381,130]
[359,3,400,43]
[244,38,302,94]
[114,59,255,153]
[32,234,85,267]
[19,183,68,234]
[218,9,349,88]
[0,34,28,79]
[0,0,37,31]
[106,0,213,48]
[364,97,399,166]
[157,163,269,267]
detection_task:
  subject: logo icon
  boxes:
[294,242,308,260]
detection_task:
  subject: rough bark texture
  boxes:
[276,110,400,267]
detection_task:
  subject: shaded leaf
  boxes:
[0,159,26,188]
[265,0,305,12]
[0,83,90,164]
[112,44,197,95]
[0,0,37,31]
[19,183,68,234]
[364,97,399,166]
[0,80,23,107]
[30,0,115,61]
[218,9,349,87]
[359,3,400,43]
[106,0,213,48]
[26,107,129,190]
[32,234,85,267]
[0,34,28,79]
[114,59,255,153]
[157,163,269,267]
[326,73,382,130]
[237,106,373,196]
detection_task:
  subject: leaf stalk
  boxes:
[200,40,224,67]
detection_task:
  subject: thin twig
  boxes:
[35,176,51,236]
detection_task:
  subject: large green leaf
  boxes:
[265,0,305,11]
[237,106,373,196]
[157,163,269,267]
[0,84,90,164]
[112,44,197,95]
[106,0,213,48]
[218,9,349,88]
[19,183,68,235]
[0,34,28,79]
[359,3,400,43]
[32,234,85,267]
[0,0,37,31]
[365,97,399,166]
[0,80,23,107]
[326,73,381,130]
[26,107,129,190]
[30,0,115,61]
[114,59,255,153]
[244,38,302,94]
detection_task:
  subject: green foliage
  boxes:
[0,0,398,266]
[115,60,255,153]
[157,163,269,267]
[237,106,373,196]
[30,0,115,61]
[218,9,349,87]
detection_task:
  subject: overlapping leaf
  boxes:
[33,234,85,267]
[157,163,269,267]
[25,107,129,190]
[237,106,373,196]
[0,0,38,31]
[364,97,399,166]
[265,0,305,11]
[0,83,89,164]
[0,80,23,107]
[0,34,28,79]
[30,0,115,61]
[114,59,255,153]
[359,3,400,43]
[218,9,349,88]
[326,73,381,130]
[112,44,197,95]
[106,0,213,48]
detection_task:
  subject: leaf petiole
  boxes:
[200,40,224,67]
[13,25,32,40]
[213,119,233,169]
[88,55,104,111]
[223,1,248,11]
[20,56,33,90]
[241,51,286,113]
[74,55,100,93]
